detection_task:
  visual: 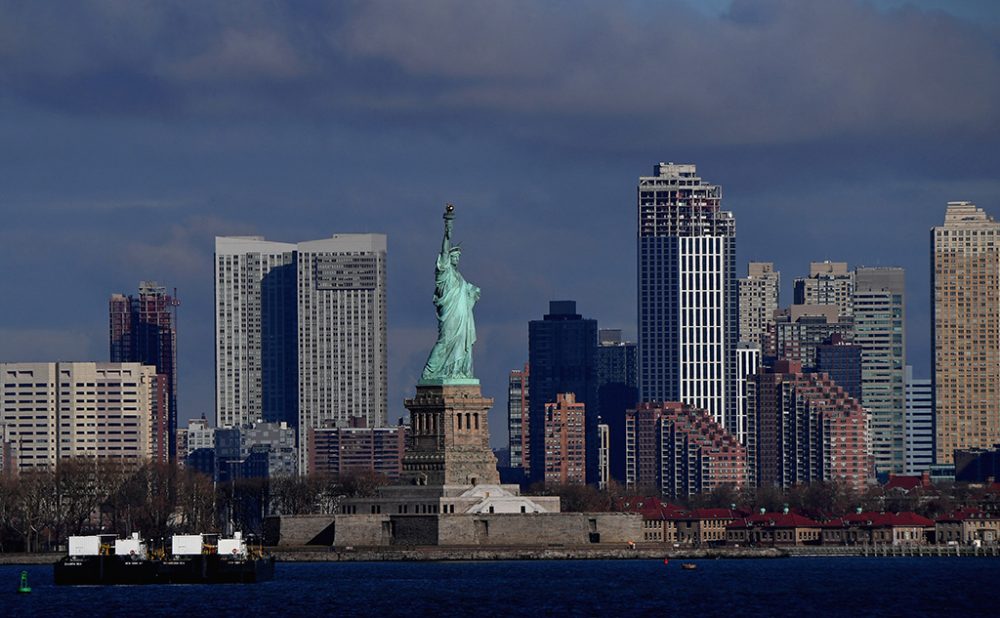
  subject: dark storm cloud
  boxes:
[1,1,996,144]
[0,1,997,442]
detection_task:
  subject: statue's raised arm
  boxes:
[420,203,480,383]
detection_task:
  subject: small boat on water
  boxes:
[681,563,698,570]
[54,532,274,585]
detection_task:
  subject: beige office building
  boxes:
[0,362,159,472]
[932,202,1000,464]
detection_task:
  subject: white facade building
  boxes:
[215,234,387,475]
[904,366,934,475]
[215,236,297,429]
[638,163,738,430]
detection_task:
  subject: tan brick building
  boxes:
[932,202,1000,464]
[0,362,160,471]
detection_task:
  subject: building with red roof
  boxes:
[821,511,934,546]
[614,497,687,543]
[883,471,932,493]
[726,510,822,546]
[935,509,1000,545]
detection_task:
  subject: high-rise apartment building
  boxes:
[793,261,854,316]
[638,163,738,431]
[215,235,387,475]
[625,401,747,499]
[735,343,761,484]
[739,262,779,348]
[904,366,934,475]
[0,362,162,472]
[815,334,863,402]
[932,202,1000,464]
[768,305,854,369]
[528,301,598,485]
[110,281,179,461]
[597,422,609,490]
[596,329,638,484]
[542,393,587,485]
[752,360,871,494]
[853,267,906,474]
[215,237,298,429]
[507,364,529,470]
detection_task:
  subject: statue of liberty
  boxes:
[420,203,480,382]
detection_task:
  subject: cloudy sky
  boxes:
[1,0,998,446]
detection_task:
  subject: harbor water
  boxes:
[3,557,999,616]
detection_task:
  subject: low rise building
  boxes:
[820,512,933,546]
[614,497,686,544]
[675,508,746,546]
[726,511,822,546]
[308,417,406,481]
[935,509,1000,545]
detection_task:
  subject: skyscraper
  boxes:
[596,329,638,484]
[215,237,297,430]
[295,237,388,452]
[543,393,587,486]
[853,267,906,474]
[109,281,179,461]
[528,301,598,485]
[932,202,1000,464]
[507,363,530,470]
[904,366,934,475]
[215,235,387,475]
[793,261,854,316]
[638,163,737,430]
[739,262,779,348]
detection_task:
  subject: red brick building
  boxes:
[753,360,871,494]
[308,417,406,481]
[543,393,587,485]
[625,402,747,499]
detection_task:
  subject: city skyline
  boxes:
[1,1,998,448]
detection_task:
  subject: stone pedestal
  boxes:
[402,382,500,486]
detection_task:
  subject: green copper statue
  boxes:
[420,203,481,383]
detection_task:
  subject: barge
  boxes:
[54,532,274,585]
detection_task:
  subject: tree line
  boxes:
[531,479,1000,519]
[0,459,386,553]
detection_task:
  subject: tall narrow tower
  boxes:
[932,202,1000,464]
[853,267,906,474]
[637,163,737,430]
[109,281,179,461]
[738,262,779,348]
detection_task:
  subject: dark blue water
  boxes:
[2,558,997,617]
